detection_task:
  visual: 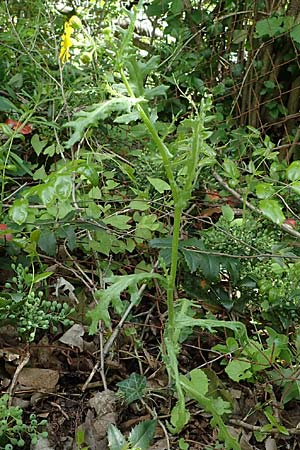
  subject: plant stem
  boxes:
[167,203,182,342]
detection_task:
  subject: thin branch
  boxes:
[229,418,300,436]
[213,170,300,239]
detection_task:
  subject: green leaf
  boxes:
[129,200,149,211]
[290,21,300,43]
[54,176,72,200]
[87,273,164,332]
[225,360,252,382]
[0,95,19,112]
[181,247,202,273]
[33,165,47,181]
[255,182,275,199]
[198,254,220,281]
[255,17,283,38]
[287,161,300,181]
[169,401,190,433]
[147,176,171,193]
[32,271,53,284]
[107,424,126,450]
[117,373,147,404]
[222,158,240,179]
[31,134,48,155]
[129,420,157,450]
[178,438,189,450]
[38,230,57,256]
[188,369,209,395]
[290,181,300,195]
[221,205,234,221]
[259,199,285,224]
[40,185,56,205]
[9,198,29,225]
[65,97,141,148]
[103,214,131,230]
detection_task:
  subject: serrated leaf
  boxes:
[114,110,140,124]
[225,360,252,382]
[198,254,220,281]
[87,273,163,332]
[65,97,140,148]
[107,424,126,450]
[287,161,300,181]
[117,373,147,404]
[147,176,170,193]
[150,237,173,248]
[129,420,157,450]
[180,247,202,273]
[255,182,275,199]
[259,199,285,224]
[9,198,28,225]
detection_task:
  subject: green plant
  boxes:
[0,394,48,449]
[75,8,247,448]
[107,419,156,450]
[0,263,74,341]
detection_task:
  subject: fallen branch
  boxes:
[229,418,300,436]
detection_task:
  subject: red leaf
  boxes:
[284,218,297,229]
[5,118,33,135]
[0,223,13,241]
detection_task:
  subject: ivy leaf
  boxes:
[54,176,72,200]
[259,199,285,224]
[147,176,171,193]
[31,134,48,155]
[221,205,234,221]
[38,230,57,256]
[117,373,147,404]
[287,161,300,181]
[129,200,149,211]
[9,198,28,225]
[255,17,283,38]
[129,420,157,450]
[103,214,131,230]
[290,21,300,44]
[40,185,56,205]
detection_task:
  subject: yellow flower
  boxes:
[59,20,74,63]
